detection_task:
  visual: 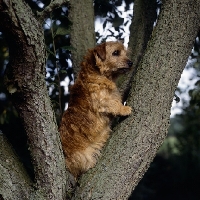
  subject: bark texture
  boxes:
[118,0,157,101]
[72,0,200,199]
[0,134,44,199]
[69,0,96,79]
[128,0,157,68]
[1,0,200,199]
[0,0,68,199]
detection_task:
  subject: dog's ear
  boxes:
[94,43,106,61]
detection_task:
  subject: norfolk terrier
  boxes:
[59,41,133,178]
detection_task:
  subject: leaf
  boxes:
[194,62,200,69]
[45,46,55,56]
[54,25,70,37]
[124,20,129,26]
[61,46,76,51]
[103,20,107,29]
[48,82,59,87]
[112,17,124,27]
[174,94,180,103]
[108,29,114,34]
[59,70,68,74]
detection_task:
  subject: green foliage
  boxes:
[54,24,70,37]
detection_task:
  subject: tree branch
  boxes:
[72,0,200,199]
[0,0,69,199]
[69,0,95,79]
[0,134,37,199]
[37,0,70,22]
[129,0,157,68]
[118,0,157,101]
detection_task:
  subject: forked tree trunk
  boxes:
[72,0,200,199]
[0,0,200,199]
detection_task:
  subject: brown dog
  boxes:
[59,41,133,178]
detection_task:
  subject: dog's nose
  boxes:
[127,60,133,67]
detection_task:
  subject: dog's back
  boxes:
[59,41,132,178]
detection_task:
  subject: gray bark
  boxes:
[0,0,68,199]
[129,0,157,67]
[72,0,200,199]
[69,0,96,79]
[0,0,200,199]
[118,0,157,101]
[0,134,45,199]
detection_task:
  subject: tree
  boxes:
[0,0,200,199]
[130,72,200,199]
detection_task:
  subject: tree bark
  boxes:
[0,134,45,199]
[0,0,68,199]
[129,0,157,68]
[72,0,200,199]
[118,0,157,101]
[1,0,200,199]
[69,0,96,79]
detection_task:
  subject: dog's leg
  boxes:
[99,99,131,116]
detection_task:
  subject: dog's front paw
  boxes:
[120,106,132,116]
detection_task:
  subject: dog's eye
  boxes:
[112,50,120,56]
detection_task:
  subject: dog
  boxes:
[59,41,133,178]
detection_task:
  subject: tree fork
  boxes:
[72,0,200,199]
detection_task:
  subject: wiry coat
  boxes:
[59,41,133,178]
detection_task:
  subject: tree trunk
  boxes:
[129,0,157,67]
[1,0,200,199]
[0,134,42,199]
[72,0,200,199]
[0,0,68,199]
[69,0,96,78]
[118,0,157,101]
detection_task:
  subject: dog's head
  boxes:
[93,41,133,77]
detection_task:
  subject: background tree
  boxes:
[0,0,200,199]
